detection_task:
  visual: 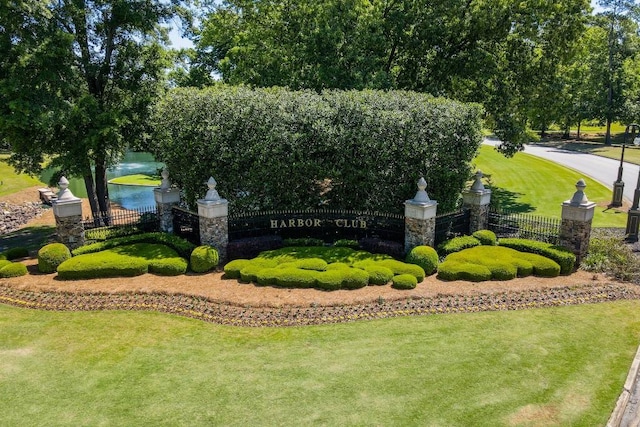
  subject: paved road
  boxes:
[483,137,640,205]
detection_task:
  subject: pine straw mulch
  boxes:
[1,258,639,327]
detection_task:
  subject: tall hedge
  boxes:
[151,86,483,213]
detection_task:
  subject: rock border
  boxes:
[0,282,638,327]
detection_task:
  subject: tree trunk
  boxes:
[83,173,100,226]
[95,156,111,225]
[606,118,613,145]
[577,120,582,141]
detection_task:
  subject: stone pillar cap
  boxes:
[159,167,171,190]
[470,170,486,192]
[565,179,591,206]
[56,176,80,202]
[408,177,431,204]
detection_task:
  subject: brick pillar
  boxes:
[462,170,492,233]
[559,179,596,266]
[52,177,85,250]
[197,177,229,263]
[404,177,438,253]
[153,167,181,233]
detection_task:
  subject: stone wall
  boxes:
[199,216,228,262]
[559,218,592,265]
[0,202,47,235]
[467,204,490,233]
[405,217,436,252]
[54,214,85,249]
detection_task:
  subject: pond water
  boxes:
[40,152,165,210]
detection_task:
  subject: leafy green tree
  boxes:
[0,0,179,217]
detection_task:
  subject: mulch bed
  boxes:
[1,282,639,327]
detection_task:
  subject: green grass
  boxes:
[0,158,45,197]
[108,174,160,186]
[1,301,639,426]
[474,145,627,228]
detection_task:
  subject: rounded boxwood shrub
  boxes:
[437,236,481,256]
[5,247,29,260]
[392,274,418,290]
[240,264,268,283]
[224,259,252,279]
[437,261,492,282]
[511,258,534,277]
[326,262,351,271]
[378,259,425,282]
[57,253,148,280]
[256,268,280,286]
[0,253,6,260]
[363,265,394,285]
[520,253,561,277]
[498,238,575,274]
[405,246,438,275]
[38,243,71,274]
[148,258,188,276]
[294,258,328,271]
[482,259,517,281]
[0,262,28,278]
[341,268,369,290]
[0,260,12,270]
[276,268,318,288]
[316,270,344,291]
[472,229,497,246]
[190,245,219,273]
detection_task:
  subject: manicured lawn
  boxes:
[474,145,627,228]
[0,157,45,197]
[1,301,639,426]
[108,174,160,186]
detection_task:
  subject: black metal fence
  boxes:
[82,206,158,241]
[172,207,201,245]
[228,209,405,243]
[488,208,560,244]
[435,209,471,246]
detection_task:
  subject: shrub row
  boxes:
[72,232,196,259]
[0,261,27,278]
[498,238,575,275]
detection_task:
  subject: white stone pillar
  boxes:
[404,177,438,252]
[197,177,229,262]
[559,179,596,266]
[462,170,492,233]
[52,177,85,249]
[153,167,181,233]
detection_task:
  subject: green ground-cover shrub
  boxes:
[0,253,6,260]
[0,260,12,269]
[333,239,360,249]
[437,236,481,256]
[392,274,418,290]
[72,232,195,259]
[405,246,438,275]
[498,238,575,274]
[5,247,29,260]
[315,270,344,291]
[362,265,394,285]
[275,268,318,288]
[294,258,328,271]
[152,86,483,214]
[437,246,560,281]
[190,245,219,273]
[283,238,324,247]
[224,259,252,279]
[0,262,28,278]
[378,259,425,282]
[341,269,369,289]
[472,230,497,246]
[37,243,71,274]
[257,246,391,265]
[148,258,188,276]
[58,252,149,280]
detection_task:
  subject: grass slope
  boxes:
[0,157,45,197]
[108,174,160,186]
[474,145,626,228]
[1,301,639,426]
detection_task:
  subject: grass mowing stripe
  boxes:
[474,145,627,228]
[0,301,639,426]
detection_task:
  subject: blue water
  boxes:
[40,152,165,210]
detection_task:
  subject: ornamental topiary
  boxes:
[256,268,280,286]
[190,245,219,273]
[315,270,344,291]
[341,268,369,290]
[0,262,28,278]
[148,258,188,276]
[405,245,439,275]
[275,268,318,288]
[224,259,252,279]
[437,261,492,282]
[363,265,394,285]
[437,236,481,256]
[57,253,148,280]
[519,253,561,277]
[498,238,575,274]
[378,259,425,283]
[392,274,418,290]
[38,243,71,274]
[5,247,29,260]
[0,260,12,270]
[472,229,497,246]
[294,258,328,271]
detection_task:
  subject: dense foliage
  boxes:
[38,243,71,274]
[151,86,483,213]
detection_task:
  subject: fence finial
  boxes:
[412,177,430,203]
[471,170,485,191]
[569,179,589,206]
[205,177,221,202]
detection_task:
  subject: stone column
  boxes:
[462,170,492,233]
[559,179,596,266]
[197,177,229,263]
[52,177,85,250]
[153,167,181,233]
[404,177,438,252]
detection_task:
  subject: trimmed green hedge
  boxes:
[58,252,149,280]
[148,258,188,276]
[437,262,492,282]
[315,270,344,291]
[5,247,29,260]
[151,86,483,214]
[472,230,497,246]
[0,260,12,270]
[362,265,394,286]
[498,238,575,275]
[38,243,71,274]
[72,232,196,259]
[437,236,481,256]
[0,262,28,278]
[405,246,438,275]
[392,274,418,290]
[378,260,425,283]
[190,245,219,273]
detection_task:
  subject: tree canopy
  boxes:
[0,0,183,216]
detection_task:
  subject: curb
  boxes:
[608,344,640,426]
